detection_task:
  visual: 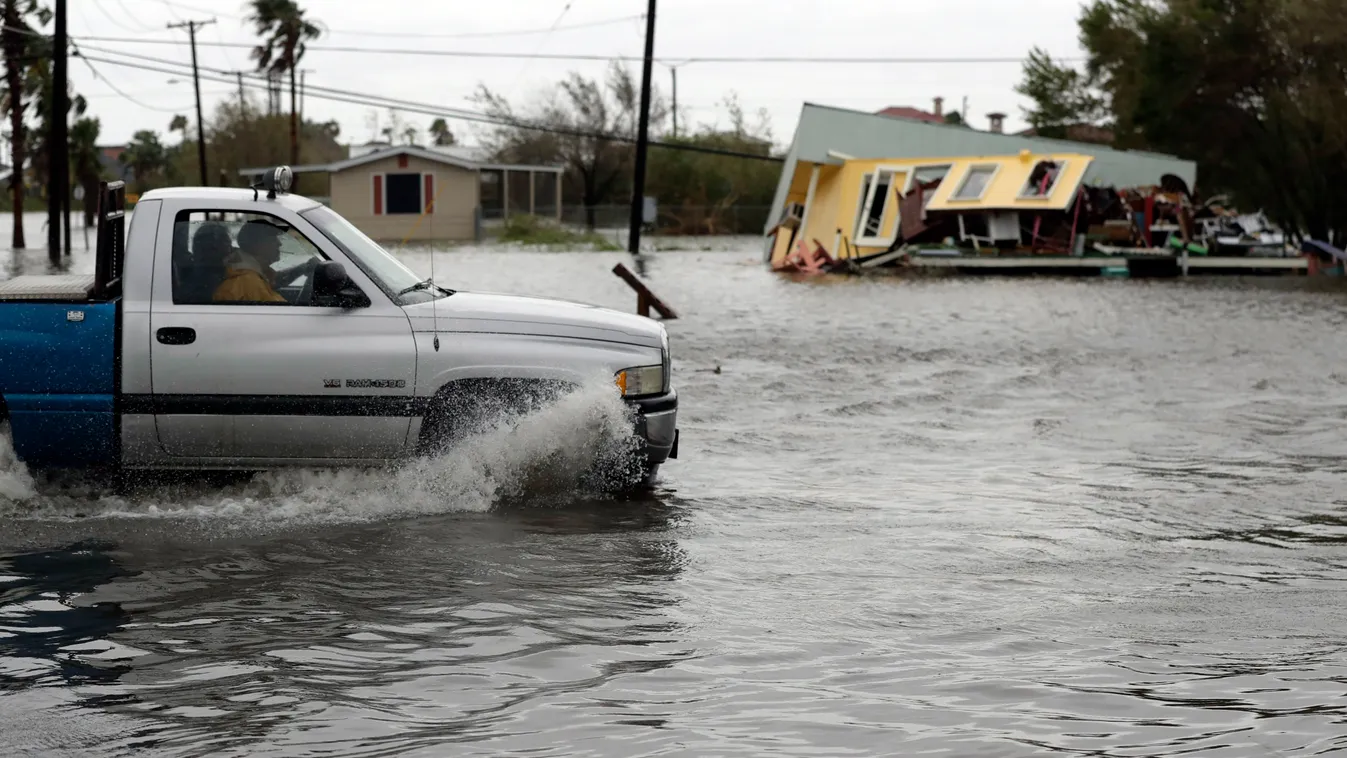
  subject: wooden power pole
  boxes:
[626,0,657,256]
[48,0,68,262]
[167,17,215,186]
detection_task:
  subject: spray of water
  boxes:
[0,422,37,502]
[0,379,645,524]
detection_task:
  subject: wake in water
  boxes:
[0,379,645,523]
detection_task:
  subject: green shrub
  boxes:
[498,214,619,251]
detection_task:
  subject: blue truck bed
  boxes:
[0,294,118,468]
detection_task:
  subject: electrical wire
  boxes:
[75,53,195,113]
[111,0,156,31]
[64,35,1077,64]
[89,0,148,35]
[504,0,578,95]
[333,14,643,40]
[75,51,785,163]
[152,1,639,39]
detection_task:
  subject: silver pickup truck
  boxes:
[0,171,678,488]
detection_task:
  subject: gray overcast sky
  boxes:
[65,0,1086,148]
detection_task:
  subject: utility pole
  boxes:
[235,71,245,108]
[48,0,67,262]
[627,0,657,256]
[670,65,678,139]
[168,17,215,186]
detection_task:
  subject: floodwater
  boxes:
[5,220,1347,756]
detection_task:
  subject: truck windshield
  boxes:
[301,204,446,304]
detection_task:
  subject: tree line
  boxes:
[2,0,784,248]
[471,62,781,233]
[1016,0,1347,245]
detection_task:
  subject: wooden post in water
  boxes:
[612,262,677,319]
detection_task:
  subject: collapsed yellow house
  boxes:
[764,103,1199,270]
[768,151,1096,268]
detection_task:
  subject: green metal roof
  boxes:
[765,103,1198,238]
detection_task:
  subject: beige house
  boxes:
[241,145,564,242]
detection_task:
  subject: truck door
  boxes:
[149,205,417,461]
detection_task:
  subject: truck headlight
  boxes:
[615,364,664,397]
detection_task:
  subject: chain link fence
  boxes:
[482,205,773,237]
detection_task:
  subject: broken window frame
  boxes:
[853,166,904,247]
[951,163,1000,202]
[1017,159,1068,200]
[906,164,953,192]
[902,163,953,216]
[851,172,874,244]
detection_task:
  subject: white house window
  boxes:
[952,164,998,201]
[854,168,900,245]
[852,172,873,235]
[911,164,951,187]
[385,173,422,214]
[1020,160,1066,198]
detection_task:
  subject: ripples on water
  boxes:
[5,238,1347,755]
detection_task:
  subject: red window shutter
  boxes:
[424,174,434,214]
[373,175,383,215]
[397,154,408,168]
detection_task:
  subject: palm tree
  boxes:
[68,116,102,227]
[118,130,167,195]
[247,0,321,171]
[429,118,456,146]
[1,0,50,248]
[28,55,87,215]
[169,114,188,140]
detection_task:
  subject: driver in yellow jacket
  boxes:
[213,219,288,303]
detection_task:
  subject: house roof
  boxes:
[238,144,564,177]
[763,102,1198,236]
[876,106,946,124]
[1016,123,1115,145]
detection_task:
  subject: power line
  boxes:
[151,1,640,39]
[65,35,1070,64]
[504,0,578,96]
[74,47,190,112]
[334,14,643,39]
[111,0,155,31]
[76,52,785,163]
[88,0,144,35]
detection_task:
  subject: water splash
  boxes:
[0,422,37,502]
[0,380,644,524]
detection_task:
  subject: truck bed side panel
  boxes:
[0,301,117,467]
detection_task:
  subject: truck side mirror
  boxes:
[313,260,370,308]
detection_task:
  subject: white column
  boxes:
[798,163,821,242]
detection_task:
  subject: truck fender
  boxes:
[417,376,583,455]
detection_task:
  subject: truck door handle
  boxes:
[156,327,196,345]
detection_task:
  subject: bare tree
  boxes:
[471,62,667,229]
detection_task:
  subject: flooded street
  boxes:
[5,226,1347,756]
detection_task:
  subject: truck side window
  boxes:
[171,209,335,306]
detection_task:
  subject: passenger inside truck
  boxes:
[171,218,233,305]
[169,210,331,306]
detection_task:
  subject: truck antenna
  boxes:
[431,246,439,352]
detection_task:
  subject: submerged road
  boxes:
[4,234,1347,756]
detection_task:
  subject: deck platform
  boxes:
[904,254,1306,276]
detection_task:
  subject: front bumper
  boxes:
[627,389,679,464]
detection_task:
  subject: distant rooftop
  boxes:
[875,106,946,125]
[347,141,489,163]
